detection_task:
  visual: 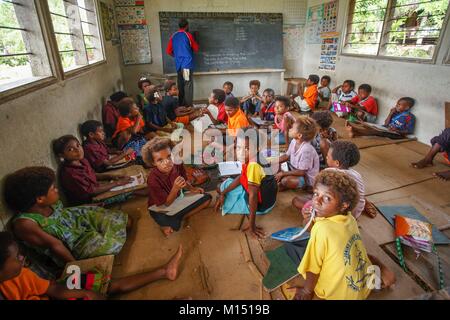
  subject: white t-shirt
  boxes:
[192,104,219,133]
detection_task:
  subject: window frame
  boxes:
[0,0,107,105]
[340,0,450,64]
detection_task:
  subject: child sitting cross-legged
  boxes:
[291,170,395,300]
[0,231,183,300]
[259,88,276,121]
[53,135,133,206]
[345,84,378,123]
[273,96,296,146]
[215,128,278,239]
[293,74,319,113]
[162,80,201,127]
[345,97,415,139]
[329,80,357,117]
[81,120,135,172]
[240,80,263,117]
[142,138,212,237]
[311,111,338,169]
[276,117,320,192]
[4,167,131,264]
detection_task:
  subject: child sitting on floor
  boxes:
[259,88,276,121]
[412,128,450,181]
[0,231,183,300]
[113,97,148,158]
[102,91,128,140]
[223,81,235,100]
[293,74,319,113]
[226,96,250,138]
[53,135,133,206]
[162,80,201,126]
[81,120,135,172]
[136,77,152,111]
[329,80,357,117]
[4,167,131,264]
[318,75,331,104]
[215,128,278,239]
[274,96,297,146]
[276,117,319,191]
[196,89,227,132]
[291,170,395,300]
[143,138,212,237]
[311,111,338,169]
[345,97,416,139]
[240,80,263,117]
[345,84,378,123]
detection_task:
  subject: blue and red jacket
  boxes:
[166,28,199,71]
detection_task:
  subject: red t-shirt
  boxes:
[216,102,228,124]
[147,164,187,207]
[83,140,109,172]
[60,158,98,205]
[351,95,378,116]
[102,101,120,137]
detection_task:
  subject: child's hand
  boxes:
[191,187,205,194]
[275,171,284,183]
[173,176,187,191]
[123,148,134,156]
[215,192,225,212]
[291,287,314,300]
[115,176,133,186]
[301,205,312,223]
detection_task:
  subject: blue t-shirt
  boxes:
[144,103,168,131]
[169,31,197,71]
[388,110,415,134]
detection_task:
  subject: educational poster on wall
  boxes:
[305,4,323,44]
[115,6,146,25]
[321,0,339,35]
[319,37,338,71]
[119,24,152,65]
[283,25,304,59]
[115,0,144,6]
[100,2,112,41]
[109,5,120,45]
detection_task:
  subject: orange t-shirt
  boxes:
[303,84,318,110]
[227,108,250,136]
[0,268,50,300]
[112,116,145,139]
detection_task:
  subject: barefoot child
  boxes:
[292,170,395,300]
[311,111,338,169]
[0,231,183,300]
[4,167,131,264]
[142,138,212,237]
[215,129,278,238]
[276,117,319,191]
[412,128,450,180]
[259,88,276,121]
[81,120,135,172]
[345,97,415,139]
[53,135,133,206]
[345,84,378,123]
[273,96,296,146]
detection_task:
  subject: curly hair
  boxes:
[249,80,261,88]
[52,135,78,156]
[275,96,290,108]
[3,167,56,213]
[223,81,233,90]
[138,78,151,91]
[311,111,333,129]
[0,231,16,270]
[80,120,102,138]
[141,137,174,166]
[330,140,360,169]
[225,97,240,108]
[212,89,226,104]
[314,170,359,214]
[293,116,317,142]
[118,97,136,116]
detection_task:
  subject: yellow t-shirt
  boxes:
[227,108,250,137]
[246,162,266,185]
[298,214,372,300]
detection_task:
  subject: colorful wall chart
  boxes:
[319,36,339,71]
[305,4,323,44]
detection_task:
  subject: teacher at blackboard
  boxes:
[166,18,199,106]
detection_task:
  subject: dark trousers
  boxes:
[177,69,194,106]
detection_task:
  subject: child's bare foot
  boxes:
[161,226,174,237]
[363,201,378,219]
[411,158,433,169]
[433,170,450,181]
[381,267,396,289]
[165,245,183,280]
[345,121,355,138]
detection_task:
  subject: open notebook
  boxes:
[148,193,204,216]
[218,161,242,176]
[109,173,145,192]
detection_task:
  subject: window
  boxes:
[47,0,104,72]
[343,0,450,60]
[0,0,53,92]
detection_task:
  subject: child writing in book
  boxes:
[276,117,319,191]
[4,167,131,264]
[0,231,184,300]
[345,97,416,139]
[215,128,278,239]
[291,170,395,300]
[81,120,135,172]
[412,128,450,181]
[259,88,276,121]
[345,84,378,123]
[223,81,235,100]
[273,96,296,146]
[310,111,338,169]
[293,74,319,113]
[142,138,212,237]
[53,135,133,206]
[240,80,263,117]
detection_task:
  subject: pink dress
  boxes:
[274,112,296,133]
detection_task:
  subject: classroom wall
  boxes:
[304,0,450,144]
[0,14,123,229]
[120,0,307,99]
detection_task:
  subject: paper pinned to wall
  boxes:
[305,4,323,44]
[319,36,339,71]
[115,5,146,25]
[283,0,307,26]
[322,0,339,34]
[283,25,304,59]
[119,24,152,65]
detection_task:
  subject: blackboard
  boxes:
[159,12,284,74]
